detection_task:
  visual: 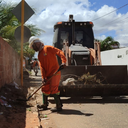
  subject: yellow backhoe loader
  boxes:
[52,15,127,97]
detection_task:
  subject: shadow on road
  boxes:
[58,109,93,116]
[49,96,128,104]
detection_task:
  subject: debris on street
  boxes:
[62,78,76,86]
[0,82,27,128]
[61,72,107,86]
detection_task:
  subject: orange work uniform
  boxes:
[38,45,66,95]
[33,60,39,67]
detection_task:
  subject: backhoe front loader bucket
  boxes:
[59,65,128,97]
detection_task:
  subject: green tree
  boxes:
[100,36,120,51]
[0,2,43,60]
[23,43,35,59]
[0,2,16,30]
[0,3,21,51]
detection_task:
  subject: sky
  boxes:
[3,0,128,49]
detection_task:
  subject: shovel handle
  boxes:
[58,64,65,71]
[27,65,65,100]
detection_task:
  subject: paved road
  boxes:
[32,69,128,128]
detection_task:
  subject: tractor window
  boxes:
[53,28,59,47]
[75,31,83,44]
[60,31,69,42]
[83,28,94,48]
[60,31,69,48]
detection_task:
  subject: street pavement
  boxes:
[25,69,128,128]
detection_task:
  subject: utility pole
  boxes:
[21,0,24,86]
[12,0,34,86]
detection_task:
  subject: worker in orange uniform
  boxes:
[33,58,39,76]
[29,36,66,111]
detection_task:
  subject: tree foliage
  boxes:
[0,2,43,60]
[0,3,17,31]
[100,36,120,51]
[23,43,35,59]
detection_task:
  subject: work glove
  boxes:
[42,78,46,85]
[60,63,66,69]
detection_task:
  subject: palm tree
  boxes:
[0,2,16,30]
[100,36,120,51]
[0,2,43,59]
[23,42,35,59]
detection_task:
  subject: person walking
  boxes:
[30,60,34,71]
[33,58,39,76]
[29,36,66,111]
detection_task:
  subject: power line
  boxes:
[101,15,128,27]
[94,16,128,39]
[92,3,128,21]
[94,16,128,40]
[119,16,128,22]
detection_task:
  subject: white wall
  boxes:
[101,47,128,65]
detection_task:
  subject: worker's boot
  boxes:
[37,94,48,110]
[51,94,63,112]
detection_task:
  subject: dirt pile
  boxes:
[0,82,28,128]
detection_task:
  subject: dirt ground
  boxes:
[1,68,128,128]
[0,70,37,128]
